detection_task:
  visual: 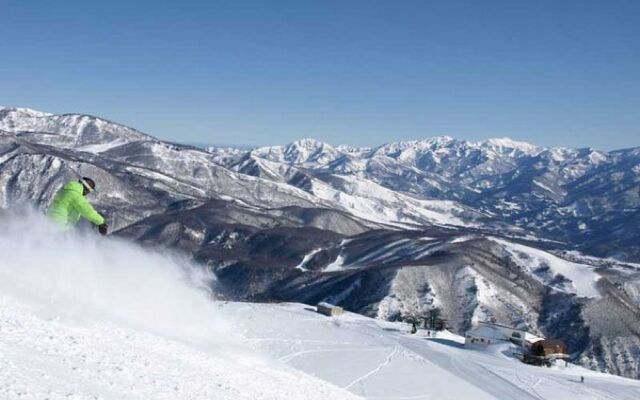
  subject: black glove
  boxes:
[98,223,108,235]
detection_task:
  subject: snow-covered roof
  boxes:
[317,302,340,309]
[524,332,545,343]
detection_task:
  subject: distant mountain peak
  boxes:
[479,137,540,153]
[0,107,151,148]
[288,137,332,148]
[250,138,340,165]
[284,138,335,155]
[423,135,456,144]
[0,106,54,118]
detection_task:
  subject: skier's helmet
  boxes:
[80,177,96,194]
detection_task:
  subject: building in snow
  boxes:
[465,321,543,347]
[524,339,570,365]
[317,302,344,317]
[464,324,508,345]
[530,339,568,357]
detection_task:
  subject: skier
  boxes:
[47,177,108,235]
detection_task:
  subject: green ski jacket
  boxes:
[47,181,105,227]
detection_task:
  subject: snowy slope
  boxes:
[0,212,359,400]
[0,304,359,400]
[489,237,601,298]
[306,174,476,228]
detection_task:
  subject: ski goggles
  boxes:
[81,178,95,193]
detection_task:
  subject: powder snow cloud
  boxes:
[0,209,232,351]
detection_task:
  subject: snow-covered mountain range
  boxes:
[1,106,639,381]
[212,135,640,261]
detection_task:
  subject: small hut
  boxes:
[317,302,344,317]
[530,339,568,358]
[524,339,569,366]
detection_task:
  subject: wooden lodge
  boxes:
[464,322,569,367]
[523,339,569,366]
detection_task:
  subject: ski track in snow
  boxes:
[343,346,399,390]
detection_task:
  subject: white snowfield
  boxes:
[1,213,639,400]
[489,237,602,298]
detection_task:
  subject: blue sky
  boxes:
[1,0,638,150]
